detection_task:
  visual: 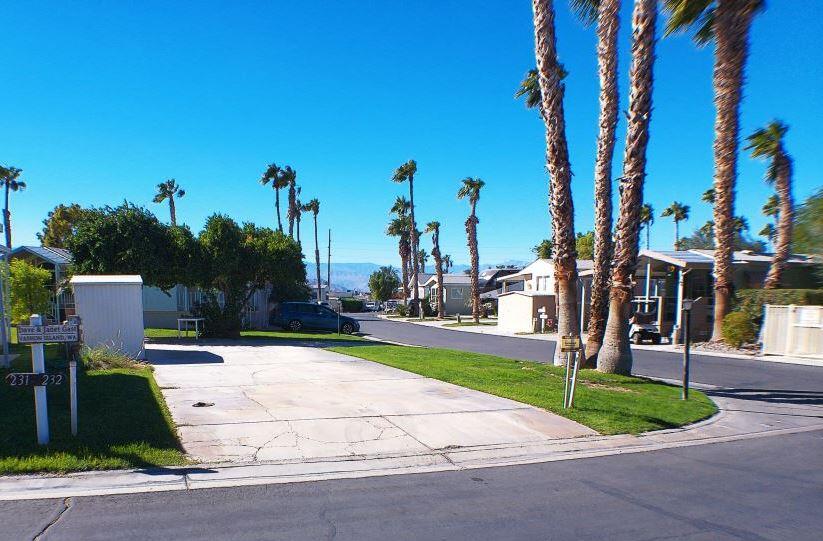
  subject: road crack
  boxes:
[33,497,72,541]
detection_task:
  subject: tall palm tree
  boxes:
[661,202,690,249]
[152,179,185,226]
[457,177,485,323]
[746,121,794,288]
[418,249,429,273]
[665,0,765,341]
[639,203,654,249]
[389,196,412,301]
[303,199,322,302]
[531,0,579,365]
[260,163,288,232]
[571,0,622,363]
[294,187,303,247]
[425,221,445,318]
[387,216,411,301]
[282,166,298,238]
[392,160,421,316]
[598,0,659,375]
[0,166,25,250]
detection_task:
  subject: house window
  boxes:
[536,276,549,291]
[450,287,464,300]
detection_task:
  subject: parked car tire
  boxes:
[288,319,303,332]
[632,333,643,345]
[340,322,354,334]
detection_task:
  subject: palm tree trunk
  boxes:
[313,214,321,302]
[169,196,177,227]
[288,184,296,238]
[399,244,410,301]
[466,208,480,323]
[408,177,421,316]
[764,151,793,288]
[275,189,283,233]
[432,233,445,319]
[598,0,658,375]
[532,0,578,365]
[585,0,620,366]
[674,220,679,249]
[710,0,756,341]
[296,216,302,247]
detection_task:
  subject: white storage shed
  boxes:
[70,275,145,359]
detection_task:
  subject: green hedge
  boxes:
[340,298,365,312]
[736,289,823,326]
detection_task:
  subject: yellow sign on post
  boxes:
[560,335,581,353]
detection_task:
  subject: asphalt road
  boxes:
[5,430,822,541]
[351,313,823,392]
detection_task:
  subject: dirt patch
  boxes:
[582,382,638,393]
[684,341,759,356]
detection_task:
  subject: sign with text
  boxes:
[5,372,65,387]
[560,335,582,352]
[17,324,79,344]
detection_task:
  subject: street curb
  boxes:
[3,400,821,501]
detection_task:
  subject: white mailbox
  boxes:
[70,275,145,359]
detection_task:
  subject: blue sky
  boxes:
[3,1,821,265]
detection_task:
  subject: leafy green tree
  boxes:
[37,204,90,248]
[532,239,553,259]
[67,203,191,290]
[368,266,400,303]
[576,231,595,260]
[9,259,52,323]
[792,189,823,281]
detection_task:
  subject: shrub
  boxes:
[340,298,364,312]
[422,296,436,317]
[396,303,408,317]
[735,289,823,328]
[82,344,145,370]
[722,311,756,348]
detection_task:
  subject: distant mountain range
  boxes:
[305,260,530,291]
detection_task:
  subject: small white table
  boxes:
[177,318,205,339]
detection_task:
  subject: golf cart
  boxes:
[629,297,663,345]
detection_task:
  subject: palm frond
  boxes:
[569,0,600,27]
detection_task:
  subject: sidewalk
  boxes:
[3,382,822,501]
[381,315,823,367]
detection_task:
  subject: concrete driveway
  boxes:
[146,343,595,464]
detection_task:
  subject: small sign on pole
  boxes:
[17,324,79,344]
[560,335,582,409]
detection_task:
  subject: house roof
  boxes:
[11,246,72,266]
[408,273,434,288]
[480,281,524,299]
[500,258,594,282]
[423,274,473,287]
[639,249,816,268]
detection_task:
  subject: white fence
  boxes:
[761,305,823,359]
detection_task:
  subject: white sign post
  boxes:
[30,314,50,445]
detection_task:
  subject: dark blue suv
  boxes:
[275,302,360,334]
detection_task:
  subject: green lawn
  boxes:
[145,327,365,345]
[1,331,187,474]
[327,345,717,435]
